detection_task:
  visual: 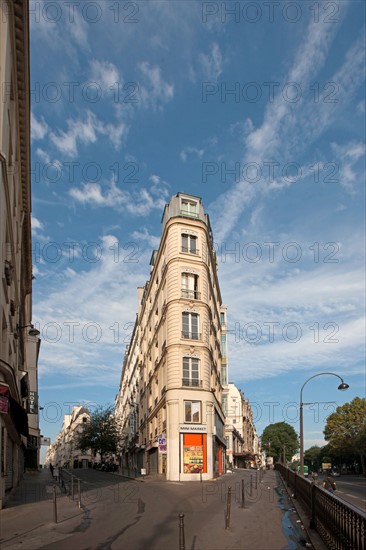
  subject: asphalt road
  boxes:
[329,475,366,510]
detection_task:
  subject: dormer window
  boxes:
[181,198,198,218]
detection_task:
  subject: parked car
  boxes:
[330,471,340,477]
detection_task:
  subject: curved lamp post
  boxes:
[299,372,349,476]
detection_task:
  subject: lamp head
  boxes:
[338,382,349,391]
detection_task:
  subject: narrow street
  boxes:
[1,469,311,550]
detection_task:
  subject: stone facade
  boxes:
[0,0,40,508]
[115,193,227,480]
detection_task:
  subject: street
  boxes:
[330,475,366,511]
[1,468,312,550]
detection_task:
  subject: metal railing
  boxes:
[181,247,199,255]
[181,289,201,300]
[181,331,201,340]
[182,378,202,388]
[277,463,366,550]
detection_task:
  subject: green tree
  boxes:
[77,405,119,462]
[324,397,366,476]
[304,445,322,471]
[261,422,299,463]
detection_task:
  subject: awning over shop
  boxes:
[233,452,255,460]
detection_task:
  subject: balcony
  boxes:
[180,209,199,219]
[181,331,201,340]
[181,246,199,255]
[182,378,202,388]
[181,289,201,300]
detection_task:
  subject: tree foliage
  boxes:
[77,405,119,461]
[304,445,322,470]
[324,397,366,475]
[261,422,299,462]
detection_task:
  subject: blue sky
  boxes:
[29,1,365,458]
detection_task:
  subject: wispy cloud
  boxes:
[210,8,364,242]
[199,42,223,80]
[138,62,174,110]
[89,59,121,90]
[180,146,205,162]
[330,141,365,192]
[69,179,169,216]
[31,113,48,140]
[49,111,127,157]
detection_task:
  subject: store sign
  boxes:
[158,436,167,453]
[0,384,9,414]
[28,391,38,414]
[179,424,206,433]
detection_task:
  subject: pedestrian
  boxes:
[322,475,336,492]
[49,463,54,477]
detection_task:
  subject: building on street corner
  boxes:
[0,0,40,508]
[115,193,227,480]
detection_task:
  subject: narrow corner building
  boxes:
[116,193,227,481]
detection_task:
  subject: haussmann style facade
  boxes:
[115,193,227,481]
[0,0,40,508]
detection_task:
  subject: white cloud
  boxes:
[199,42,223,81]
[130,228,161,248]
[180,146,205,162]
[35,148,50,163]
[210,12,365,242]
[138,62,174,110]
[89,59,121,90]
[331,141,365,191]
[69,178,169,216]
[49,111,128,157]
[31,215,44,232]
[31,113,48,140]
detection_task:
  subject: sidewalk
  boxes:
[0,468,313,549]
[0,469,84,549]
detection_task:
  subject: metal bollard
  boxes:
[255,470,258,490]
[78,479,81,509]
[179,513,185,550]
[53,485,58,524]
[71,475,74,500]
[250,475,253,497]
[241,479,245,509]
[225,487,232,529]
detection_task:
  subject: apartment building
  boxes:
[115,319,142,471]
[0,0,40,507]
[223,383,260,468]
[45,406,93,469]
[116,193,226,481]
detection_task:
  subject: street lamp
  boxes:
[16,324,40,337]
[299,372,349,476]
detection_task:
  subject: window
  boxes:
[222,394,228,415]
[182,357,201,387]
[222,364,227,385]
[182,234,198,254]
[182,312,199,340]
[181,273,199,299]
[184,400,201,423]
[221,334,227,357]
[181,199,198,217]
